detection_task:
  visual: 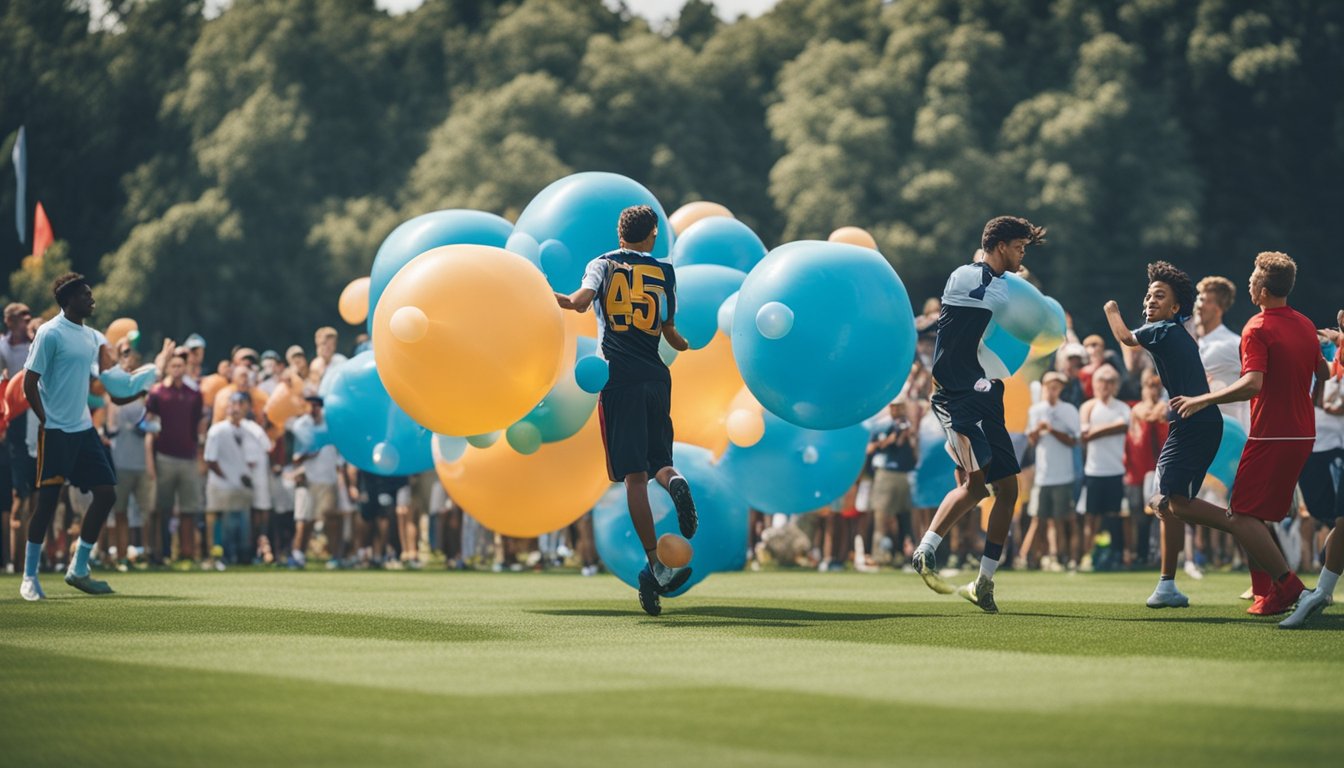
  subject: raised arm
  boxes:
[1103,301,1138,348]
[555,288,597,313]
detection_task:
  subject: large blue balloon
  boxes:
[507,172,673,293]
[322,351,434,475]
[669,217,767,273]
[593,443,748,597]
[993,273,1060,343]
[980,322,1032,379]
[912,438,958,508]
[732,241,916,430]
[1208,414,1246,490]
[513,336,600,444]
[367,210,513,333]
[718,411,870,514]
[673,264,746,350]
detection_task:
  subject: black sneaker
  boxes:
[668,476,697,539]
[653,562,694,595]
[637,566,662,617]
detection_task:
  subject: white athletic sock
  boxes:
[918,531,943,553]
[979,555,999,581]
[1318,567,1340,597]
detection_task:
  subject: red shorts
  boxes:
[1229,439,1314,522]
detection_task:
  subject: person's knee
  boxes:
[623,472,649,486]
[993,477,1019,503]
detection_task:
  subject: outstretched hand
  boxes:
[1168,395,1207,419]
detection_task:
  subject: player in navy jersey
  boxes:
[1104,261,1222,609]
[554,205,697,617]
[911,215,1046,613]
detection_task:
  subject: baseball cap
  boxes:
[261,349,281,362]
[285,345,306,360]
[1042,371,1067,386]
[183,333,206,350]
[233,347,260,365]
[304,394,325,406]
[1062,343,1086,360]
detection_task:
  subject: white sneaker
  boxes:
[1279,588,1330,629]
[1146,585,1190,608]
[1183,560,1204,580]
[20,576,45,601]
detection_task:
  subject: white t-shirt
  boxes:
[204,420,258,493]
[291,414,341,485]
[0,334,30,379]
[24,313,107,433]
[1314,374,1344,453]
[1028,399,1080,486]
[1083,397,1130,477]
[1198,323,1249,430]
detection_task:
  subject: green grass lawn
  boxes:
[0,568,1338,767]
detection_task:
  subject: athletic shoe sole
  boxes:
[669,477,697,539]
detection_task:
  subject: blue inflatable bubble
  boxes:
[99,364,158,399]
[323,351,434,475]
[673,264,747,350]
[367,209,513,333]
[755,301,794,340]
[718,411,870,514]
[980,322,1032,379]
[912,438,958,508]
[717,291,739,336]
[574,354,609,394]
[593,443,748,597]
[466,431,501,449]
[732,241,916,430]
[1208,414,1247,490]
[669,216,767,273]
[514,335,600,443]
[993,273,1057,342]
[508,172,673,293]
[433,434,467,462]
[506,421,543,455]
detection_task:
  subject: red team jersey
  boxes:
[1230,306,1322,521]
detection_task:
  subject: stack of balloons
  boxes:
[322,171,1071,596]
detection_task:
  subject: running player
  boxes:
[1103,262,1222,608]
[911,215,1046,613]
[19,273,120,600]
[1170,252,1328,616]
[555,205,697,617]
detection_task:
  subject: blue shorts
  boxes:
[598,381,674,482]
[37,427,118,492]
[1155,419,1221,500]
[931,381,1020,484]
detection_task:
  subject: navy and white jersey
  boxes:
[931,263,1010,393]
[1135,319,1219,425]
[580,249,677,389]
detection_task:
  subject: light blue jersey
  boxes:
[24,312,106,433]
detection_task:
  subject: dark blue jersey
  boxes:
[931,262,1011,393]
[580,249,677,389]
[1135,319,1219,425]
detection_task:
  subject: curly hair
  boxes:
[981,216,1046,252]
[52,272,88,308]
[1253,251,1296,297]
[1146,261,1195,318]
[617,205,658,245]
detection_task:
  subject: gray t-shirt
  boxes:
[110,400,148,472]
[0,334,30,379]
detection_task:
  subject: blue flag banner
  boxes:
[12,125,26,245]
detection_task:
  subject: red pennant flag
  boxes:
[33,202,52,260]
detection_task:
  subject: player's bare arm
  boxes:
[661,321,688,351]
[1171,371,1264,419]
[555,288,597,313]
[1103,300,1138,347]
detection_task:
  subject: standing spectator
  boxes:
[289,395,342,568]
[257,350,283,396]
[104,345,155,570]
[0,302,32,377]
[867,399,918,565]
[358,472,407,567]
[1124,371,1169,568]
[309,327,348,387]
[211,364,269,427]
[146,349,204,564]
[1193,276,1249,430]
[181,333,207,390]
[1080,365,1131,571]
[203,393,259,569]
[1300,311,1344,555]
[1021,372,1080,571]
[237,407,272,564]
[1057,344,1087,409]
[1080,335,1126,399]
[398,470,436,569]
[2,303,33,574]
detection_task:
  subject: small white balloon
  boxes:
[756,301,794,340]
[801,445,819,464]
[372,441,400,472]
[389,305,429,343]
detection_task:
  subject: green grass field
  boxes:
[0,568,1338,767]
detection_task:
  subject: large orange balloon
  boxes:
[435,410,611,538]
[4,372,29,421]
[1003,372,1032,433]
[373,245,565,436]
[338,276,371,325]
[828,226,879,250]
[104,318,138,348]
[668,201,733,236]
[668,331,746,457]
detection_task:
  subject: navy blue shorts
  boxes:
[598,381,674,482]
[1155,419,1222,501]
[1299,448,1343,526]
[931,381,1020,484]
[37,427,117,492]
[1084,474,1125,515]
